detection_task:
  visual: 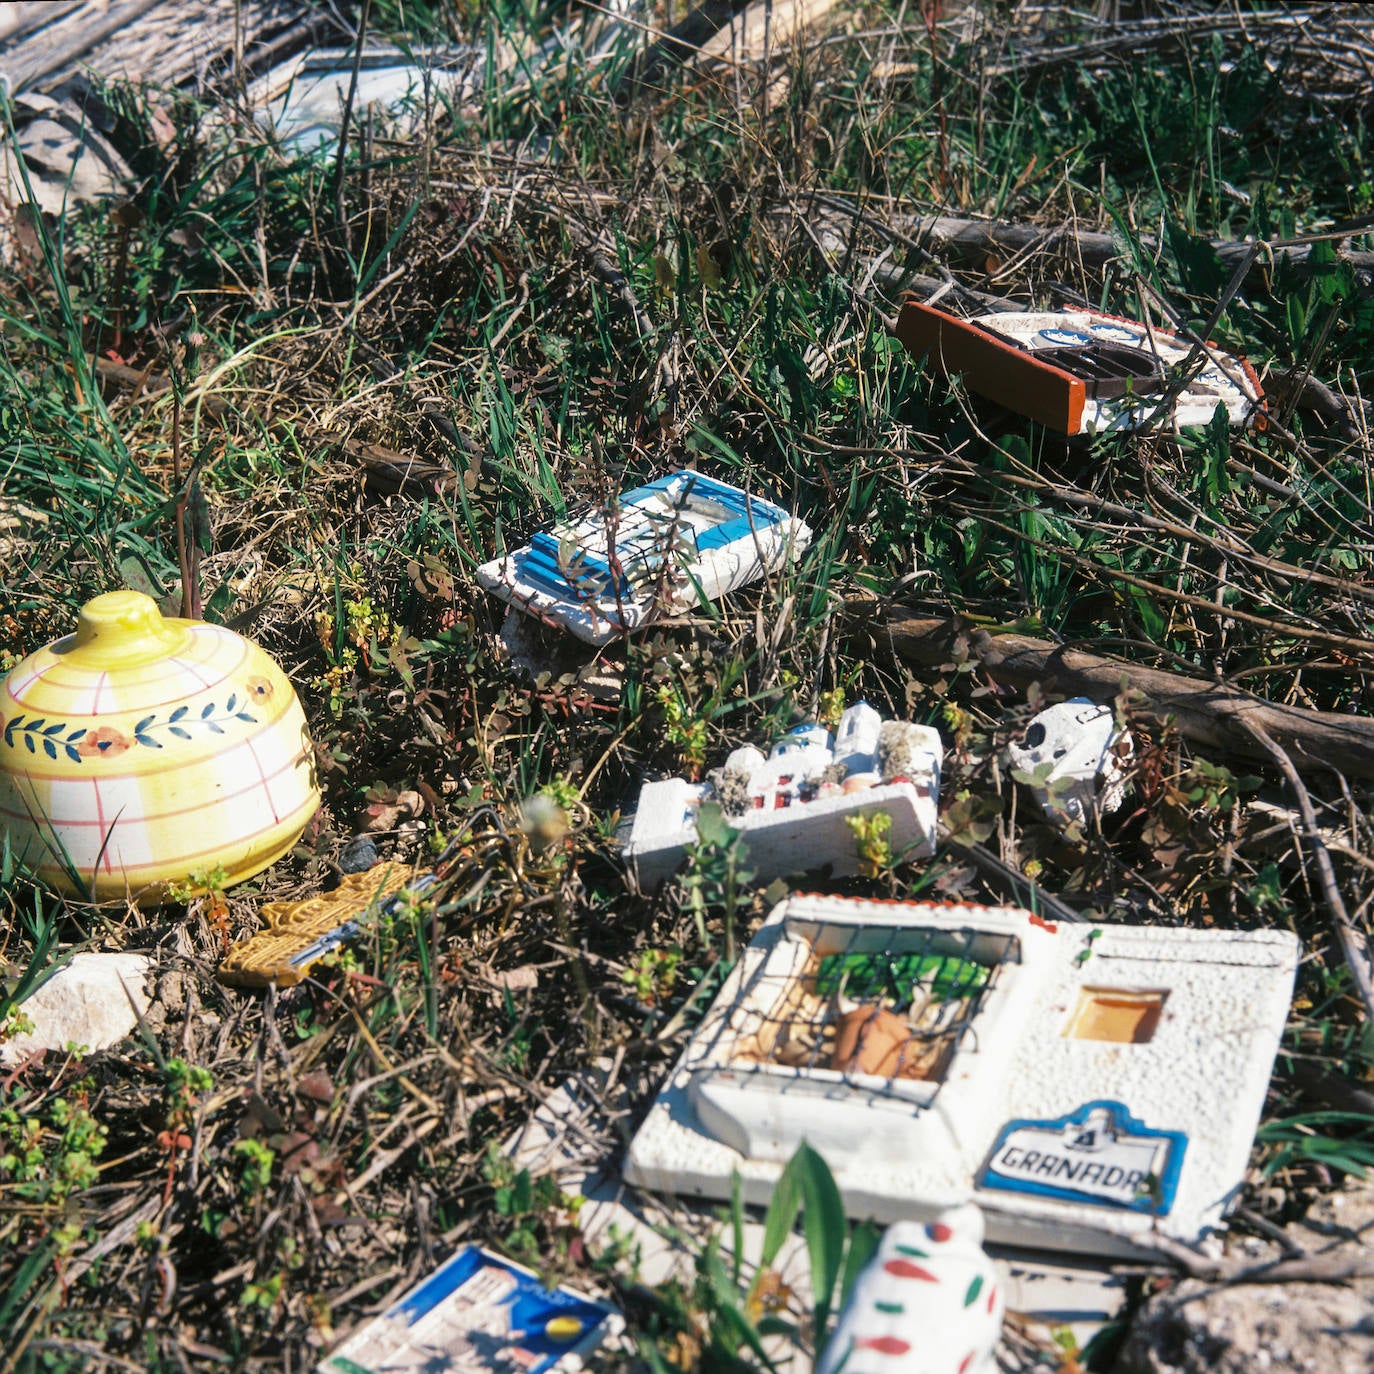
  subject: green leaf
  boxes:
[1165,221,1227,297]
[1286,293,1306,343]
[730,1170,745,1288]
[760,1161,802,1270]
[696,242,723,290]
[701,1243,773,1367]
[119,552,164,599]
[839,1220,880,1304]
[695,801,737,849]
[763,878,791,908]
[757,1315,799,1339]
[792,1142,847,1352]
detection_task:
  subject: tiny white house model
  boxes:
[1006,698,1132,828]
[475,469,813,646]
[623,704,942,886]
[626,894,1298,1258]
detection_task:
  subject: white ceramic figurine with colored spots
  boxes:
[816,1206,1003,1374]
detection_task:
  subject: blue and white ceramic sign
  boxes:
[980,1100,1187,1213]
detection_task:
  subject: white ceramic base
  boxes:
[980,310,1262,433]
[505,1065,1130,1370]
[626,895,1298,1258]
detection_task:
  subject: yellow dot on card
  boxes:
[545,1316,584,1342]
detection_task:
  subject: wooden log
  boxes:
[617,0,842,96]
[1297,1063,1374,1118]
[0,0,332,96]
[865,609,1374,780]
[894,214,1374,298]
[804,200,1374,301]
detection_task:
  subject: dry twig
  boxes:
[1239,720,1374,1025]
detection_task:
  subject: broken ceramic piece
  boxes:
[0,591,320,902]
[251,46,485,153]
[217,862,432,988]
[1006,698,1132,827]
[475,469,813,646]
[318,1242,621,1374]
[625,893,1298,1257]
[624,703,942,885]
[0,951,150,1066]
[504,1066,1127,1371]
[817,1206,1003,1374]
[896,302,1264,435]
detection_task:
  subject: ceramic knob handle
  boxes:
[72,591,188,668]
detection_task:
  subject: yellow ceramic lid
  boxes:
[1,591,320,900]
[3,592,284,764]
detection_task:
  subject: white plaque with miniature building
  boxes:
[475,468,813,646]
[625,893,1298,1258]
[623,704,943,887]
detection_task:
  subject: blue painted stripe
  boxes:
[506,471,790,604]
[626,470,788,525]
[517,547,627,599]
[530,531,613,576]
[696,515,758,550]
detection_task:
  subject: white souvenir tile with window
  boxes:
[625,895,1298,1257]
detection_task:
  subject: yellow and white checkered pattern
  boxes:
[0,595,319,902]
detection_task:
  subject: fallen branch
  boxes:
[1295,1062,1374,1118]
[989,3,1374,114]
[887,213,1374,298]
[92,355,228,417]
[863,609,1374,780]
[616,0,843,97]
[616,0,754,93]
[941,830,1084,926]
[1134,1232,1374,1285]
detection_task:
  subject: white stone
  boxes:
[475,470,813,646]
[817,1208,1003,1374]
[625,894,1298,1258]
[625,705,943,887]
[1,952,151,1065]
[1006,698,1132,827]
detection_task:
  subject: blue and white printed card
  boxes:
[320,1245,621,1374]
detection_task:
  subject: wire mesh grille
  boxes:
[727,923,1016,1089]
